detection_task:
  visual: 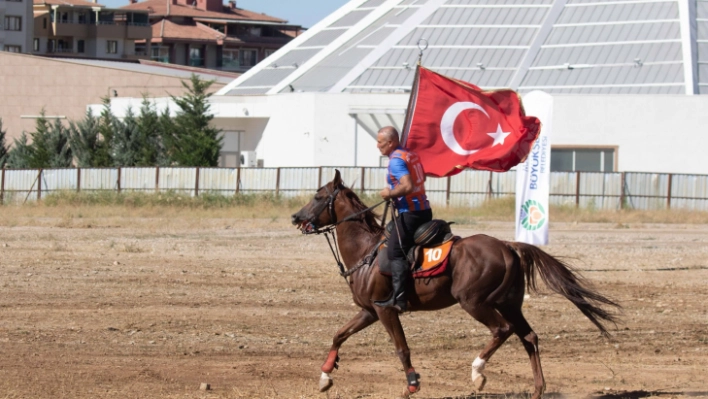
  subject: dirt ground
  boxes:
[0,215,707,399]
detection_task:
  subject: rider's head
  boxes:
[376,126,400,156]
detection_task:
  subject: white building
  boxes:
[104,0,708,174]
[1,0,33,53]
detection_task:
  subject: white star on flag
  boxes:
[487,124,511,147]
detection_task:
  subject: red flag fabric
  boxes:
[403,67,541,177]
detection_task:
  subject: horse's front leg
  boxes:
[319,308,379,392]
[375,308,421,399]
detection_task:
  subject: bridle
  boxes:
[300,184,387,282]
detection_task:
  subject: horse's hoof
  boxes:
[473,374,487,391]
[319,374,333,392]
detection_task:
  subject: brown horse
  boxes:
[291,170,619,399]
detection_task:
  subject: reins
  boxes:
[302,188,387,283]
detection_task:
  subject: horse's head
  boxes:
[291,169,345,233]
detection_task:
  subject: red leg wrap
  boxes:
[321,350,339,373]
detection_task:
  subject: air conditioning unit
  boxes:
[240,151,257,167]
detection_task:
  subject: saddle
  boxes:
[378,219,457,278]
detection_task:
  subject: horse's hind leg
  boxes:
[457,300,514,392]
[498,305,545,399]
[319,308,378,392]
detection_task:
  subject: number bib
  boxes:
[419,240,455,272]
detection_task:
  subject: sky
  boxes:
[102,0,351,29]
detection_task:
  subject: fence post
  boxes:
[1,167,5,205]
[37,169,43,201]
[446,176,451,207]
[620,172,626,210]
[487,171,493,200]
[195,167,200,197]
[360,167,365,194]
[77,168,81,193]
[236,166,241,194]
[575,171,581,208]
[317,166,322,188]
[117,167,122,193]
[275,167,281,196]
[155,166,160,193]
[667,173,673,209]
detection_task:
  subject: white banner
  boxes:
[515,91,553,245]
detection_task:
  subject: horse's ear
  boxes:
[333,169,342,187]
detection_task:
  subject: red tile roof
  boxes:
[34,0,106,8]
[153,19,225,42]
[122,0,287,23]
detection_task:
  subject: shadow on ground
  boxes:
[422,391,708,399]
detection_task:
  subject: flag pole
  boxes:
[401,39,428,146]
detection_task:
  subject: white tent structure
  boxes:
[106,0,708,173]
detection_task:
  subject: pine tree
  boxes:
[112,107,140,166]
[27,110,53,168]
[69,109,102,167]
[166,74,223,166]
[0,118,8,167]
[134,98,165,166]
[93,98,117,167]
[6,133,33,169]
[48,117,72,167]
[157,106,174,166]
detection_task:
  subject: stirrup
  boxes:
[374,296,407,313]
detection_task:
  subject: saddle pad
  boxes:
[377,238,456,279]
[412,239,455,278]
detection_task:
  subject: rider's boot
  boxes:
[374,259,409,313]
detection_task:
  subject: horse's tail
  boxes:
[506,241,621,337]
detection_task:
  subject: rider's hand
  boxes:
[380,187,391,200]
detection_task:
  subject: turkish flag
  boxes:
[403,67,541,177]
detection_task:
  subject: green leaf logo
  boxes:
[520,200,546,231]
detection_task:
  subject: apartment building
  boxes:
[32,0,151,60]
[1,0,33,53]
[122,0,301,72]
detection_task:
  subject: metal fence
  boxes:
[1,167,707,211]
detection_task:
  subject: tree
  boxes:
[48,117,72,167]
[112,107,140,166]
[0,118,8,167]
[134,97,165,166]
[93,98,118,167]
[69,109,102,167]
[27,110,53,168]
[6,133,33,169]
[165,74,222,166]
[157,106,175,166]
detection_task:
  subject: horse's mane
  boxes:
[341,186,384,236]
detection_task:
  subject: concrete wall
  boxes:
[99,91,708,174]
[0,51,226,141]
[549,95,708,174]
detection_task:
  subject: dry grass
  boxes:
[0,191,706,228]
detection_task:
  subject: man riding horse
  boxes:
[375,126,432,313]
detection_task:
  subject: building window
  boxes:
[43,18,47,29]
[7,0,23,2]
[4,16,22,31]
[33,38,39,52]
[77,40,85,53]
[150,46,169,63]
[264,49,276,58]
[107,40,118,54]
[189,47,204,67]
[551,148,615,172]
[47,39,55,52]
[4,45,22,53]
[222,48,239,70]
[239,48,258,68]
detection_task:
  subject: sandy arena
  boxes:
[0,216,707,399]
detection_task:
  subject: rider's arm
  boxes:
[381,158,414,199]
